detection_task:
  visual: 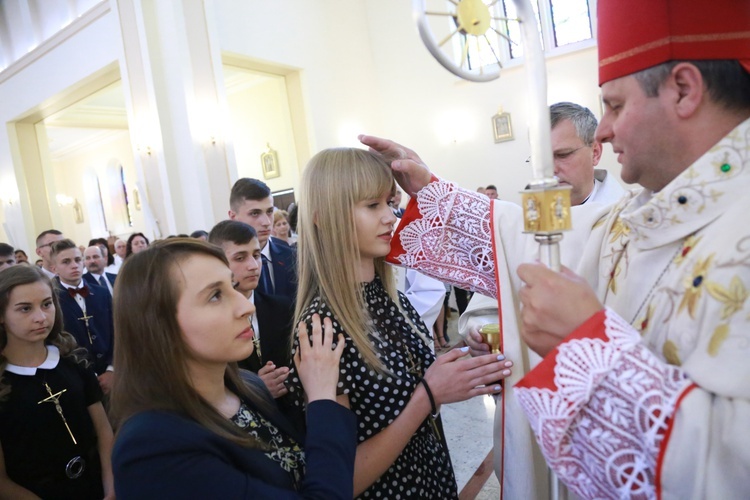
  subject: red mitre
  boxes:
[597,0,750,85]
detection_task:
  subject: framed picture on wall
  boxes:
[261,144,280,179]
[492,112,513,143]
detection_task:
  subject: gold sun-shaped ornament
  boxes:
[413,0,517,82]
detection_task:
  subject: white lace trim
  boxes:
[516,308,692,499]
[396,180,497,297]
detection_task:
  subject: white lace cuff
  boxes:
[515,308,694,499]
[387,178,497,297]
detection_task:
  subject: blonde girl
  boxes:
[287,148,511,498]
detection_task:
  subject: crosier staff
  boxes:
[512,5,571,500]
[511,0,571,273]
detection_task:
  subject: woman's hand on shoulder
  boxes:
[423,347,510,406]
[293,314,346,403]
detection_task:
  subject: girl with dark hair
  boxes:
[125,232,149,258]
[110,238,356,498]
[0,266,114,499]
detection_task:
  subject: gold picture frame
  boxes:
[261,144,280,179]
[492,112,513,143]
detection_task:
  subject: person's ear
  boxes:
[670,63,704,119]
[591,142,603,167]
[228,210,236,220]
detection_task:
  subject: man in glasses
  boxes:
[35,229,64,278]
[548,101,624,206]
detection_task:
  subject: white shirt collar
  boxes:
[261,241,272,261]
[59,280,84,290]
[5,345,61,375]
[581,178,601,205]
[248,292,259,338]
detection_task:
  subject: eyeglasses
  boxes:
[553,146,589,162]
[525,145,590,163]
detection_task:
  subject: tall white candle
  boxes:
[512,0,554,182]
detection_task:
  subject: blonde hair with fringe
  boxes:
[295,148,400,372]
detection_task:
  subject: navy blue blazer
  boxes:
[83,271,116,291]
[54,278,114,375]
[113,377,356,499]
[258,239,297,302]
[239,291,294,373]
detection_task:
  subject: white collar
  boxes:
[261,241,272,261]
[59,280,84,290]
[5,345,61,375]
[581,178,601,205]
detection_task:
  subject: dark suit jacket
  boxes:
[83,272,116,294]
[258,239,297,302]
[239,291,294,373]
[54,278,114,375]
[112,373,356,499]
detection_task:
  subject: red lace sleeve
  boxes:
[387,177,497,297]
[514,308,695,499]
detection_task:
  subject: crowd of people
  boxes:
[0,0,748,498]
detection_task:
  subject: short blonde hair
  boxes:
[273,210,288,225]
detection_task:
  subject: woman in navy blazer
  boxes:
[110,239,355,499]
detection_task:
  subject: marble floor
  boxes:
[440,309,501,499]
[443,393,500,499]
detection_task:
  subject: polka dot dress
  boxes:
[287,277,459,499]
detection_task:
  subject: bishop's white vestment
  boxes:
[387,118,750,499]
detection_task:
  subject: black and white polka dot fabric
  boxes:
[287,277,458,499]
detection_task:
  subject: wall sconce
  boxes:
[0,185,17,206]
[56,194,75,206]
[56,194,84,224]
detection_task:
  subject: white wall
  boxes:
[214,0,623,204]
[0,0,625,251]
[212,0,384,153]
[0,9,121,251]
[226,72,300,193]
[49,130,143,246]
[363,0,622,204]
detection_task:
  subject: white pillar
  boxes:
[112,0,233,236]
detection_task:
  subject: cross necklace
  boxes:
[37,380,77,444]
[75,297,94,344]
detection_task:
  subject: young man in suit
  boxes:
[83,245,116,297]
[50,239,115,394]
[228,178,297,301]
[209,220,294,399]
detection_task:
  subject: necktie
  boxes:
[68,285,90,298]
[98,275,112,297]
[260,255,274,294]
